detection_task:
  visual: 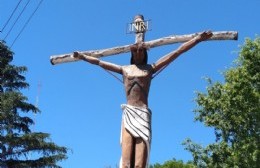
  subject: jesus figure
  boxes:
[73,30,213,168]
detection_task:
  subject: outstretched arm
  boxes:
[73,52,122,74]
[152,31,213,73]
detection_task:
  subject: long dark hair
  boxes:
[130,45,148,65]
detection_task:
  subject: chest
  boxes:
[122,65,153,78]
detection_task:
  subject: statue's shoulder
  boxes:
[122,64,153,77]
[122,65,134,71]
[122,64,152,72]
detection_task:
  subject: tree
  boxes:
[183,37,260,167]
[149,158,195,168]
[0,41,68,167]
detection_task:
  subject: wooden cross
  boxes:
[50,15,237,65]
[50,15,238,168]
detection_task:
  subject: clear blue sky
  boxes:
[1,0,259,167]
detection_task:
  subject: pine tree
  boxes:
[0,41,67,168]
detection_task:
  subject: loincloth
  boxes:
[120,104,152,168]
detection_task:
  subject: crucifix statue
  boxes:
[50,15,238,168]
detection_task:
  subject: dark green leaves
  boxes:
[183,37,260,168]
[0,41,67,168]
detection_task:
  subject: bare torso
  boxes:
[122,64,153,108]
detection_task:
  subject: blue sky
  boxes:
[1,0,259,167]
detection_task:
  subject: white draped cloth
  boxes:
[120,104,152,168]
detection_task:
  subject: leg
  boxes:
[134,138,147,168]
[122,126,134,168]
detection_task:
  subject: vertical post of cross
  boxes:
[133,15,146,43]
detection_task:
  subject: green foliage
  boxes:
[149,158,195,168]
[183,37,260,168]
[0,41,67,167]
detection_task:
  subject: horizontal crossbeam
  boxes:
[50,31,238,65]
